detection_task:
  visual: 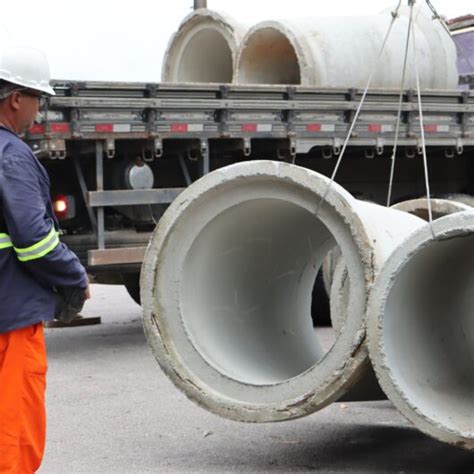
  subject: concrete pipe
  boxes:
[368,211,474,450]
[141,161,424,422]
[161,9,247,83]
[331,198,472,333]
[329,198,471,404]
[392,197,472,221]
[235,4,458,88]
[440,193,474,208]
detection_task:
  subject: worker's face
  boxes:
[3,90,42,134]
[17,90,42,134]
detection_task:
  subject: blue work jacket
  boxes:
[0,126,87,333]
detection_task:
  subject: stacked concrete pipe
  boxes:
[234,3,458,88]
[161,9,247,83]
[368,211,474,450]
[141,161,424,422]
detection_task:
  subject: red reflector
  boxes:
[241,124,257,133]
[95,124,114,133]
[368,124,382,133]
[53,195,76,220]
[50,123,70,134]
[170,123,189,133]
[424,124,438,133]
[306,124,322,132]
[29,124,45,134]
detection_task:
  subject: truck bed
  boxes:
[26,81,474,274]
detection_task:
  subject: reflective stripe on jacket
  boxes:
[0,126,87,332]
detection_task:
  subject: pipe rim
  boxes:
[367,211,474,450]
[141,161,376,422]
[392,197,471,222]
[161,10,242,83]
[235,20,317,86]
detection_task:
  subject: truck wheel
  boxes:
[122,273,141,306]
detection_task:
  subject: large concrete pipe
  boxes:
[235,4,458,88]
[161,9,247,83]
[331,198,472,333]
[141,161,424,422]
[328,198,471,404]
[392,197,472,221]
[441,193,474,208]
[368,211,474,450]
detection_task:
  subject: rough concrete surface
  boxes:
[39,284,474,473]
[141,161,424,423]
[235,4,458,88]
[368,211,474,450]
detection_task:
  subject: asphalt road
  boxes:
[39,284,474,474]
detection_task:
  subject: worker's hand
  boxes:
[54,286,88,323]
[84,285,91,300]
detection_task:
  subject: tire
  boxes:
[122,273,141,306]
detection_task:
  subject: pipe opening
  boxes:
[177,29,233,83]
[181,198,336,385]
[383,234,474,434]
[238,27,301,85]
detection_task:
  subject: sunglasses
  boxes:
[20,89,48,109]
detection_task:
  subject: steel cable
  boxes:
[426,0,474,74]
[386,3,415,207]
[411,5,436,238]
[316,1,403,213]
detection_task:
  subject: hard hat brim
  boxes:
[40,84,56,96]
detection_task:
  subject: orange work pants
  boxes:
[0,323,47,474]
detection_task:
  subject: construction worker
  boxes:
[0,45,90,473]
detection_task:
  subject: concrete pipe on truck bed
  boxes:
[368,211,474,450]
[141,161,424,422]
[235,4,458,88]
[161,9,247,83]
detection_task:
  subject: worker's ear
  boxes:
[9,91,22,111]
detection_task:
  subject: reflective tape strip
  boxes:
[14,226,60,262]
[0,233,13,250]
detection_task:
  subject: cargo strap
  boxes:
[13,226,60,262]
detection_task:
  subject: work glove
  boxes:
[54,286,87,323]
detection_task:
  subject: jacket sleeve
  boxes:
[0,146,88,289]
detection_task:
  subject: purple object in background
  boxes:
[449,15,474,75]
[454,30,474,74]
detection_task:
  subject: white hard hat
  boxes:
[0,45,55,96]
